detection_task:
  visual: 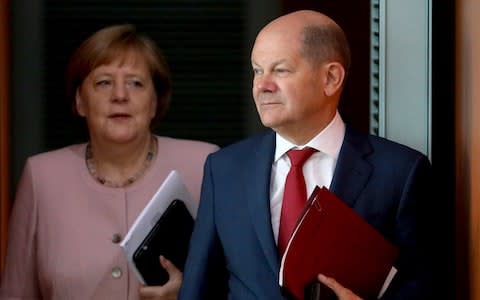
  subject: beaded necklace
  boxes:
[85,136,157,188]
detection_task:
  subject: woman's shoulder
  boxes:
[155,135,219,153]
[26,143,86,167]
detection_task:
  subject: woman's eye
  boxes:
[128,80,143,87]
[96,80,111,86]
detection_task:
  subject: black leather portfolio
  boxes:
[132,199,194,286]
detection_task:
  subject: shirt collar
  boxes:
[274,110,346,162]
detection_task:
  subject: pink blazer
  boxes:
[0,136,218,300]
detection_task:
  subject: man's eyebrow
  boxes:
[251,59,289,67]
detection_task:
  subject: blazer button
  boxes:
[111,267,122,279]
[112,233,122,244]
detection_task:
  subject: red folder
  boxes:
[279,186,399,300]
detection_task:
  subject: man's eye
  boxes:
[252,68,263,75]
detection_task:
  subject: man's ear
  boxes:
[75,89,86,117]
[323,62,345,96]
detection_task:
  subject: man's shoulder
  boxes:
[345,126,429,163]
[370,134,427,159]
[212,130,274,157]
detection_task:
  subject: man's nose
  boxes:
[254,74,277,93]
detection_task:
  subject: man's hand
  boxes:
[139,256,183,300]
[317,274,364,300]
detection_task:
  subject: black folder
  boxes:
[132,199,194,286]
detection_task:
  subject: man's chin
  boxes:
[258,112,284,128]
[259,119,278,129]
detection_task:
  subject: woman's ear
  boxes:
[323,62,345,96]
[75,89,86,117]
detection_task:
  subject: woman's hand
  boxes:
[317,274,364,300]
[139,256,183,300]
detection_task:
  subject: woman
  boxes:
[0,24,219,300]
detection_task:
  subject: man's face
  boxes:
[251,28,331,143]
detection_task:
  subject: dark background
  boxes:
[41,0,371,150]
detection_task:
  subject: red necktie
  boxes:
[278,147,317,255]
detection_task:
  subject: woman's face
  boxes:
[75,53,157,144]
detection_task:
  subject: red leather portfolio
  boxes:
[279,186,399,300]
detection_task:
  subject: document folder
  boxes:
[132,199,194,285]
[120,170,197,285]
[279,186,399,300]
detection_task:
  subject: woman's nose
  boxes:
[111,82,128,102]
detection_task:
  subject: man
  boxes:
[179,10,435,300]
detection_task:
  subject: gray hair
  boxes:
[301,24,351,74]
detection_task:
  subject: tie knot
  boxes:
[287,147,317,167]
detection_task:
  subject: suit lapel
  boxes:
[330,127,373,208]
[242,128,373,274]
[244,131,280,275]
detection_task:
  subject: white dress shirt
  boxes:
[270,111,346,243]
